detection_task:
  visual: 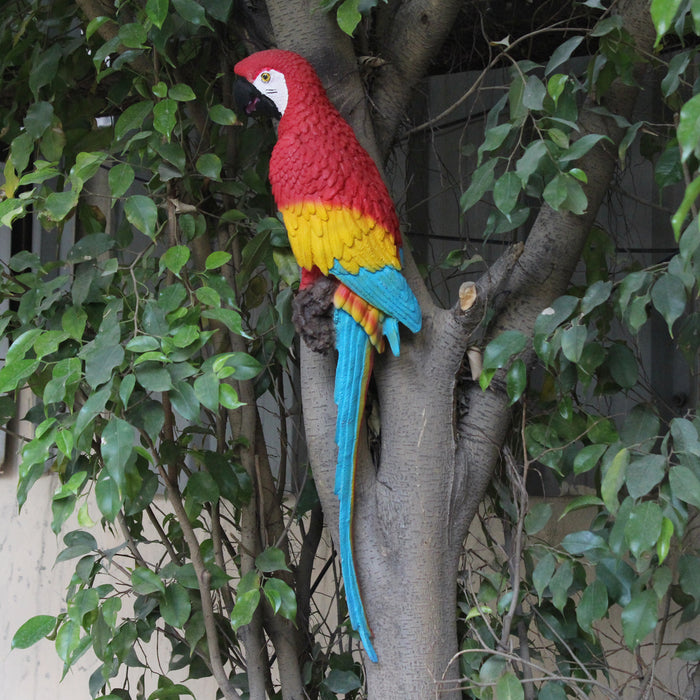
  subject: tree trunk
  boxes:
[261,0,656,697]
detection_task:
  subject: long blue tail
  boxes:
[333,307,378,662]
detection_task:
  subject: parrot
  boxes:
[234,49,422,662]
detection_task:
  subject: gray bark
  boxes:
[260,0,655,697]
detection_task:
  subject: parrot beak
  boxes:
[233,78,281,120]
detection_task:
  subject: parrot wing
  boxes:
[282,201,422,353]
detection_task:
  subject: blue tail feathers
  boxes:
[333,307,378,662]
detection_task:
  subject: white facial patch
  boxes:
[253,68,288,116]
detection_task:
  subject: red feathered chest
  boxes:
[269,92,401,245]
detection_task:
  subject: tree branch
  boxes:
[264,0,383,164]
[157,464,243,700]
[74,0,152,75]
[369,0,464,156]
[433,242,524,378]
[452,0,656,540]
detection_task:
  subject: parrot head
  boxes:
[234,49,327,121]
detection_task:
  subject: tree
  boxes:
[2,0,699,698]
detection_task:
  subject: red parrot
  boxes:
[234,49,422,662]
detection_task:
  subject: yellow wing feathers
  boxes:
[281,201,400,275]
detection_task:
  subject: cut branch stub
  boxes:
[459,281,477,311]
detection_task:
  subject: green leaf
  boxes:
[545,36,584,75]
[205,251,232,270]
[74,383,112,439]
[95,470,122,521]
[495,672,524,700]
[621,590,658,648]
[255,547,289,573]
[669,465,700,509]
[608,343,637,389]
[11,615,56,649]
[576,579,607,632]
[524,502,551,535]
[201,308,244,335]
[149,684,195,699]
[533,553,556,602]
[101,418,134,493]
[580,280,612,316]
[651,0,683,43]
[193,372,220,412]
[676,638,700,662]
[45,190,78,222]
[169,84,196,102]
[625,501,663,559]
[679,554,700,600]
[460,159,496,212]
[125,195,159,239]
[24,101,54,138]
[161,583,191,627]
[671,417,700,455]
[126,336,161,353]
[212,352,262,380]
[0,198,27,228]
[625,454,665,498]
[601,447,629,514]
[115,101,153,141]
[671,173,700,240]
[109,163,135,199]
[479,123,512,159]
[506,358,527,404]
[169,381,200,422]
[657,517,674,565]
[539,683,568,700]
[549,559,573,611]
[522,75,546,111]
[172,0,212,27]
[677,93,700,162]
[70,151,108,186]
[651,273,687,336]
[209,104,238,125]
[323,668,362,693]
[493,171,521,216]
[54,620,80,663]
[146,0,169,27]
[336,0,361,35]
[263,578,297,621]
[516,140,549,185]
[479,330,527,389]
[185,471,220,506]
[573,443,606,474]
[153,99,178,140]
[561,530,608,556]
[196,153,222,181]
[231,589,260,631]
[559,494,604,518]
[132,567,166,595]
[118,22,147,48]
[161,245,190,276]
[560,324,587,363]
[559,133,608,166]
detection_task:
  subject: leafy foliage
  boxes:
[455,2,700,697]
[1,0,699,699]
[1,2,353,698]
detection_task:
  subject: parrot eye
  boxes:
[260,72,271,83]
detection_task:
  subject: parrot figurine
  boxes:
[234,49,422,662]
